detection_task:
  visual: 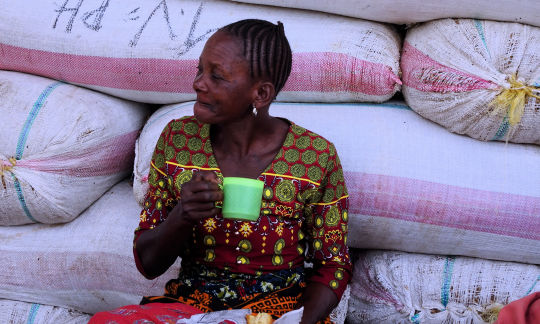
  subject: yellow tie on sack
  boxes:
[1,157,17,189]
[492,75,540,126]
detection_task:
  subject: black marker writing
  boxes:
[128,1,216,57]
[53,0,84,33]
[53,0,110,32]
[81,0,110,31]
[129,0,177,47]
[173,2,217,57]
[128,7,140,21]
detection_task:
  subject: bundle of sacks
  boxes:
[0,71,149,225]
[1,0,539,323]
[228,0,540,28]
[348,251,540,323]
[0,0,401,104]
[402,18,540,145]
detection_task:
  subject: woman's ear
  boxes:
[252,81,276,109]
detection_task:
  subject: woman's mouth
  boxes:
[194,100,215,119]
[196,99,212,108]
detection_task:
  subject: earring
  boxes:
[252,104,257,116]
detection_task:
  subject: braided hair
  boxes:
[219,19,292,96]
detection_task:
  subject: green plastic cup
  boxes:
[222,177,264,221]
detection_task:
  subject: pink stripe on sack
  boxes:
[17,131,138,177]
[0,43,399,95]
[0,43,196,92]
[284,52,401,95]
[401,42,498,93]
[345,171,540,241]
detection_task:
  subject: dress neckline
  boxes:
[203,118,293,179]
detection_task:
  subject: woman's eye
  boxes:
[211,74,223,80]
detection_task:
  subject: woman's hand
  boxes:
[297,282,338,324]
[171,170,223,224]
[135,170,222,279]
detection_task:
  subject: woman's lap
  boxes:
[89,264,332,323]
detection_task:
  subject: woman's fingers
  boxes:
[192,170,221,184]
[176,171,223,222]
[183,201,219,214]
[182,188,223,203]
[181,200,221,221]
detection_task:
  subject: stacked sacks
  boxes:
[401,19,540,144]
[0,0,401,104]
[0,71,149,225]
[228,0,540,27]
[3,1,539,323]
[0,180,181,314]
[133,102,540,266]
[0,70,155,316]
[347,250,540,324]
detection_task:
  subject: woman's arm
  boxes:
[297,282,338,324]
[300,142,352,323]
[135,171,222,279]
[134,203,192,279]
[135,171,222,278]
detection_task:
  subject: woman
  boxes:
[91,19,351,324]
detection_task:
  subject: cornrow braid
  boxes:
[220,19,292,96]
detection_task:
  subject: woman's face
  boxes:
[192,30,256,124]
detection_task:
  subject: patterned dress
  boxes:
[134,116,352,320]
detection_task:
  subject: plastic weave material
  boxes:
[402,19,540,145]
[347,250,540,324]
[228,0,540,27]
[0,71,149,225]
[0,299,90,324]
[0,0,401,104]
[0,180,182,314]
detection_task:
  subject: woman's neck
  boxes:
[210,114,289,178]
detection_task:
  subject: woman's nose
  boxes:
[193,73,206,92]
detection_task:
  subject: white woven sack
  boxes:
[134,102,195,205]
[402,19,540,145]
[0,180,181,314]
[0,0,401,104]
[0,299,91,324]
[348,250,540,324]
[229,0,540,28]
[0,71,149,225]
[134,101,540,264]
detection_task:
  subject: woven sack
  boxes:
[0,180,181,314]
[348,250,540,324]
[133,101,540,264]
[0,299,90,324]
[0,0,401,104]
[402,18,540,145]
[229,0,540,28]
[0,71,149,225]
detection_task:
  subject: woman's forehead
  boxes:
[201,31,245,63]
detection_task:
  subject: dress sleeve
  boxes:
[304,143,352,300]
[133,121,177,276]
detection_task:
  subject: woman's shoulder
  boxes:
[165,115,207,133]
[167,115,200,126]
[287,121,336,154]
